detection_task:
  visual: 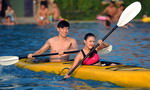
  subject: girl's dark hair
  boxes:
[84,33,96,57]
[84,33,95,40]
[57,20,70,28]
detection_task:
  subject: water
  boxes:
[0,22,150,89]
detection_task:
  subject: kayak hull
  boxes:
[16,59,150,88]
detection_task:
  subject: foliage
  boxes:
[55,0,150,20]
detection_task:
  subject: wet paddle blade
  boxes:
[98,45,112,55]
[0,56,19,66]
[117,1,141,27]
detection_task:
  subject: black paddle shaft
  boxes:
[19,50,80,59]
[67,25,118,76]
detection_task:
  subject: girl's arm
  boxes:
[63,51,83,78]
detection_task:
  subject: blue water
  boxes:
[0,22,150,89]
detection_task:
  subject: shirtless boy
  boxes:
[28,20,78,62]
[98,1,117,28]
[114,4,125,21]
[99,1,117,20]
[114,4,134,28]
[36,4,49,25]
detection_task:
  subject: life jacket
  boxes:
[81,49,100,65]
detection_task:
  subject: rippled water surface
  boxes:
[0,22,150,89]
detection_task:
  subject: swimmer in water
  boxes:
[4,16,15,25]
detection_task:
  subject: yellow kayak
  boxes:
[142,17,150,22]
[16,59,150,88]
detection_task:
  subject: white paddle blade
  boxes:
[98,45,112,55]
[0,56,19,66]
[117,1,141,27]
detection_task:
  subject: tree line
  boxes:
[55,0,150,20]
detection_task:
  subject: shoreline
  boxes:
[0,17,144,25]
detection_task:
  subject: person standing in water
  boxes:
[114,4,125,21]
[97,1,117,28]
[114,4,134,28]
[28,20,78,62]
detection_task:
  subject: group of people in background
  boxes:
[0,0,134,28]
[4,5,17,25]
[36,0,64,25]
[0,0,17,25]
[0,0,63,26]
[97,1,133,28]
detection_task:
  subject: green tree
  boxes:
[55,0,149,20]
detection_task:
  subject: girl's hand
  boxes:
[63,74,71,79]
[98,40,102,45]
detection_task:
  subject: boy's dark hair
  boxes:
[57,20,70,28]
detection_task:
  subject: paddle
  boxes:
[62,1,141,80]
[0,45,112,66]
[0,50,79,66]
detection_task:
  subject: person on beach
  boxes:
[64,33,115,78]
[5,5,17,23]
[28,20,78,62]
[36,4,49,25]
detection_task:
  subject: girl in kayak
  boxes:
[64,33,111,78]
